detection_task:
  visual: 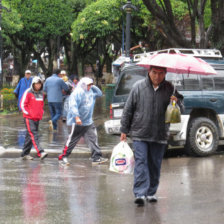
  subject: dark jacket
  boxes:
[120,75,184,142]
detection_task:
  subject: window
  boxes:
[166,73,184,91]
[201,76,214,90]
[182,74,200,90]
[115,69,147,95]
[213,70,224,90]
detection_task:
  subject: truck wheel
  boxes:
[185,117,219,156]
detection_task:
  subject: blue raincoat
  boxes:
[14,77,33,110]
[67,77,102,126]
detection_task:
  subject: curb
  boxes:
[0,147,112,159]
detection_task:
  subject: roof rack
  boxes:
[133,48,223,62]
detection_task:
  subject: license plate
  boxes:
[113,109,123,118]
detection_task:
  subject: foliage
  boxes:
[0,88,14,95]
[0,88,17,112]
[11,0,73,41]
[72,0,121,44]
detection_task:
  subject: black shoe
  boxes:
[146,195,158,203]
[92,157,108,165]
[134,196,145,206]
[40,152,48,160]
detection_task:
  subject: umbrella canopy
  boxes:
[137,53,217,75]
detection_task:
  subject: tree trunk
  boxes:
[142,0,191,47]
[210,0,224,53]
[198,0,207,48]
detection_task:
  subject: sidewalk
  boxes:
[0,146,112,158]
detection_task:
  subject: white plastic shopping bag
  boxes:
[109,141,134,174]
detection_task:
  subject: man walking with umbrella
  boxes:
[120,65,184,206]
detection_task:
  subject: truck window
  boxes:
[182,74,200,90]
[166,73,184,91]
[115,69,146,95]
[201,76,214,90]
[213,70,224,90]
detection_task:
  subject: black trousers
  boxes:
[21,118,44,157]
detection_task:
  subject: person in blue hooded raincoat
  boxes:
[58,77,108,166]
[14,70,33,111]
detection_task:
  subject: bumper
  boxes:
[104,119,121,134]
[104,115,190,143]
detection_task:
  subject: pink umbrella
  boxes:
[137,53,217,75]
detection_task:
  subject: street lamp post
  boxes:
[122,0,137,58]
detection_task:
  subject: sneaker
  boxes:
[40,152,48,160]
[22,155,34,160]
[134,196,145,206]
[48,120,53,131]
[59,157,70,166]
[92,157,108,165]
[146,195,158,203]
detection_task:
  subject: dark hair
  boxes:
[70,74,79,81]
[149,66,167,73]
[53,69,61,75]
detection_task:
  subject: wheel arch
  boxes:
[187,108,220,137]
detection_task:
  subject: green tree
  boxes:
[142,0,211,48]
[6,0,73,77]
[71,0,151,77]
[72,0,122,77]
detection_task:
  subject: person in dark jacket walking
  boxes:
[20,76,48,160]
[120,66,184,206]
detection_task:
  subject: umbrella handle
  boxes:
[173,84,176,95]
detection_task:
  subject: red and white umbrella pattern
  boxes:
[137,53,217,75]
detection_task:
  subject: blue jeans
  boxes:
[48,102,63,130]
[133,141,166,197]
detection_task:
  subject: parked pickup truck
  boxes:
[104,48,224,156]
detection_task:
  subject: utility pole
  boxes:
[122,1,137,58]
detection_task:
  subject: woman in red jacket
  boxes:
[20,76,48,160]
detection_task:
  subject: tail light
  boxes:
[109,104,113,119]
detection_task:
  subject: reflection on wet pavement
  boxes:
[0,156,224,224]
[0,97,120,152]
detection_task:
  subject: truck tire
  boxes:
[185,117,219,156]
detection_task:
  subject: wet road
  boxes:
[0,98,120,153]
[1,98,224,223]
[0,155,224,224]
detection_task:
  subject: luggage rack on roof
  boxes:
[133,48,223,62]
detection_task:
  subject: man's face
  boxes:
[87,84,93,91]
[25,73,31,79]
[149,67,166,87]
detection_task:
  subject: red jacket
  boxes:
[20,88,44,121]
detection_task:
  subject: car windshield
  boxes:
[115,69,147,95]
